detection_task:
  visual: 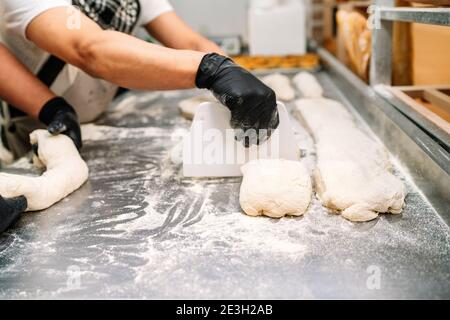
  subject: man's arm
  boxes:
[26,7,205,91]
[145,12,224,54]
[26,7,278,144]
[0,44,82,149]
[0,44,54,118]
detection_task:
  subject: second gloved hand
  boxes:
[38,97,82,150]
[0,195,27,234]
[196,53,279,147]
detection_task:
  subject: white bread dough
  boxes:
[293,72,323,98]
[240,159,312,218]
[178,93,216,120]
[0,130,89,211]
[260,73,296,101]
[295,98,406,222]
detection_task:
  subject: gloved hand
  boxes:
[38,97,82,150]
[0,195,27,234]
[196,53,279,147]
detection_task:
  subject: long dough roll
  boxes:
[295,98,406,222]
[0,130,89,211]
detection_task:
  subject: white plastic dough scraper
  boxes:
[183,101,299,177]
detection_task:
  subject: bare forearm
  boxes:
[26,8,204,91]
[146,12,224,54]
[0,45,54,118]
[77,30,204,90]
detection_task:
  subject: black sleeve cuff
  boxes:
[38,97,76,126]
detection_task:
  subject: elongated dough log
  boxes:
[240,159,312,218]
[0,130,89,211]
[295,98,406,222]
[293,72,323,98]
[261,73,296,101]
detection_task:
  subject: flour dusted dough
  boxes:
[293,72,323,98]
[240,159,312,218]
[178,93,216,120]
[295,98,406,221]
[0,130,89,211]
[260,73,296,101]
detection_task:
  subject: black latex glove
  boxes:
[39,97,82,150]
[0,195,27,234]
[196,53,279,147]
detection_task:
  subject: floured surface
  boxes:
[295,98,406,221]
[0,74,449,299]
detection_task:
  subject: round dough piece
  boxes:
[178,94,216,120]
[239,159,312,218]
[260,73,296,101]
[293,72,323,98]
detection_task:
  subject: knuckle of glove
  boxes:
[258,86,276,106]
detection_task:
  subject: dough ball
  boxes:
[239,159,312,218]
[178,93,216,120]
[260,73,296,101]
[293,72,323,98]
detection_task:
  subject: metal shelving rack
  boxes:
[370,0,450,85]
[369,0,450,147]
[379,6,450,25]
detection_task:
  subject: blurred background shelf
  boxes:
[378,7,450,25]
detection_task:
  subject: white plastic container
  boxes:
[248,0,307,56]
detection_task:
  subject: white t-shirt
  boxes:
[0,0,173,123]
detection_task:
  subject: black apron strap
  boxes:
[36,55,66,87]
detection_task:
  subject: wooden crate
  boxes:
[412,23,450,85]
[388,85,450,133]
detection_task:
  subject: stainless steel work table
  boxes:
[0,69,449,299]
